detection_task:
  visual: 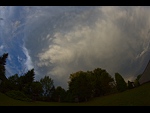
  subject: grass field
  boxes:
[0,82,150,106]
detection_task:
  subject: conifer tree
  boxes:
[0,53,8,81]
[115,72,127,92]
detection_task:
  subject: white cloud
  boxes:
[22,45,34,70]
[0,45,4,50]
[136,40,150,59]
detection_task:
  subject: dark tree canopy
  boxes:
[68,68,116,102]
[30,81,43,100]
[68,71,93,102]
[115,72,127,92]
[51,86,66,102]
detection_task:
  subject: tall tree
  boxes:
[40,76,54,101]
[7,74,19,91]
[134,74,141,87]
[99,70,115,95]
[134,79,140,87]
[18,69,35,97]
[115,72,127,92]
[30,81,43,101]
[68,71,92,102]
[0,53,8,81]
[0,53,8,93]
[51,86,66,102]
[91,68,115,97]
[23,68,35,84]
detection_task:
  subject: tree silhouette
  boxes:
[0,53,9,93]
[115,72,127,92]
[40,75,54,101]
[0,53,8,81]
[68,71,93,102]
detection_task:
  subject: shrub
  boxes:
[5,90,32,101]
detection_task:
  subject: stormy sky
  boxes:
[0,6,150,89]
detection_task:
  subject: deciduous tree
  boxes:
[40,76,54,100]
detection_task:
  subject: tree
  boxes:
[137,74,142,81]
[127,80,134,89]
[134,79,140,87]
[7,74,19,91]
[99,70,115,95]
[68,68,116,102]
[68,71,92,102]
[134,74,141,87]
[17,69,35,98]
[0,53,8,81]
[90,68,116,97]
[30,81,43,101]
[89,68,104,97]
[0,53,8,93]
[51,86,66,102]
[8,74,19,84]
[23,68,35,84]
[40,76,54,101]
[115,73,127,92]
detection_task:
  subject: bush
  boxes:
[5,90,32,101]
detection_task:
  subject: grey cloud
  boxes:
[23,6,150,89]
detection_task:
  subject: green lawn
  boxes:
[1,82,150,106]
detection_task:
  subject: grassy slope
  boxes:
[0,82,150,106]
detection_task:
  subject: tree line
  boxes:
[0,53,141,102]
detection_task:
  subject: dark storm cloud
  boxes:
[22,6,150,89]
[4,6,150,89]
